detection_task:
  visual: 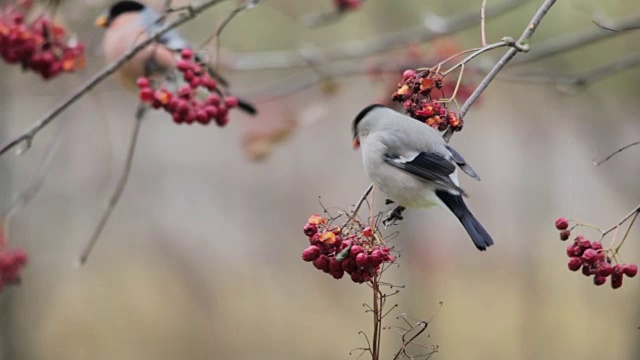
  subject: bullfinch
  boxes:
[352,104,494,251]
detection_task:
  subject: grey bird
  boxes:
[352,104,494,251]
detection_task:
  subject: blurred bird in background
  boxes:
[95,0,256,115]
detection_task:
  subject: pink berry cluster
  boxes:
[335,0,362,11]
[0,1,86,79]
[301,215,395,283]
[0,248,27,293]
[556,217,637,289]
[137,48,238,126]
[391,69,463,132]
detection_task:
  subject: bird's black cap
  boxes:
[101,1,146,27]
[352,104,385,138]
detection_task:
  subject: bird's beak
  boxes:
[95,13,109,28]
[352,137,360,150]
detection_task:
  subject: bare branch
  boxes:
[222,0,527,71]
[75,107,145,267]
[593,141,640,166]
[444,0,558,142]
[0,0,232,159]
[512,13,640,65]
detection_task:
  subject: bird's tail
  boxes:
[435,190,494,251]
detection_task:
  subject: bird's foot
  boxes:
[382,206,405,228]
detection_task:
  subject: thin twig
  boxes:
[199,0,259,73]
[601,204,640,238]
[511,13,640,65]
[0,0,231,159]
[481,0,488,47]
[442,39,513,76]
[444,0,558,142]
[593,141,640,166]
[75,109,145,267]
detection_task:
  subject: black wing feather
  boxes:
[384,152,467,197]
[445,144,480,181]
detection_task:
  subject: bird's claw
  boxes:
[382,206,405,228]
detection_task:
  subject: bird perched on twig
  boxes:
[95,0,256,115]
[352,104,494,251]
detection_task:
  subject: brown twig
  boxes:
[511,13,640,65]
[75,108,145,267]
[481,0,488,47]
[593,141,640,166]
[0,0,232,159]
[601,204,640,239]
[443,0,558,143]
[199,0,259,73]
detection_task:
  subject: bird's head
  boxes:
[352,104,386,150]
[95,1,146,28]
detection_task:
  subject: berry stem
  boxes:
[344,183,374,228]
[614,210,639,255]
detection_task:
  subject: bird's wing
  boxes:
[384,151,467,196]
[445,144,481,181]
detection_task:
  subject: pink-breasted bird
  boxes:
[95,0,256,115]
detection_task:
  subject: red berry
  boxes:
[577,237,591,249]
[582,264,595,277]
[350,245,364,256]
[362,227,373,238]
[195,109,209,124]
[567,257,582,271]
[206,94,220,105]
[590,241,603,250]
[350,272,364,283]
[189,77,201,89]
[402,69,416,81]
[202,76,217,90]
[611,274,623,289]
[593,275,606,286]
[313,255,329,271]
[566,244,582,257]
[331,268,344,279]
[303,223,318,237]
[559,230,570,241]
[224,96,239,108]
[581,249,598,264]
[136,77,150,89]
[342,258,357,273]
[329,258,342,272]
[204,106,219,118]
[596,262,613,277]
[302,246,320,262]
[12,249,27,267]
[623,264,637,278]
[180,48,193,60]
[355,252,369,267]
[555,218,569,230]
[139,88,154,102]
[176,59,191,72]
[215,115,229,127]
[613,264,625,276]
[370,249,384,266]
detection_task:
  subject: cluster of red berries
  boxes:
[301,215,395,283]
[0,248,27,293]
[391,69,463,132]
[0,2,85,79]
[556,217,637,289]
[335,0,362,11]
[137,48,238,126]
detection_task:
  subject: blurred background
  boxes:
[1,0,640,359]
